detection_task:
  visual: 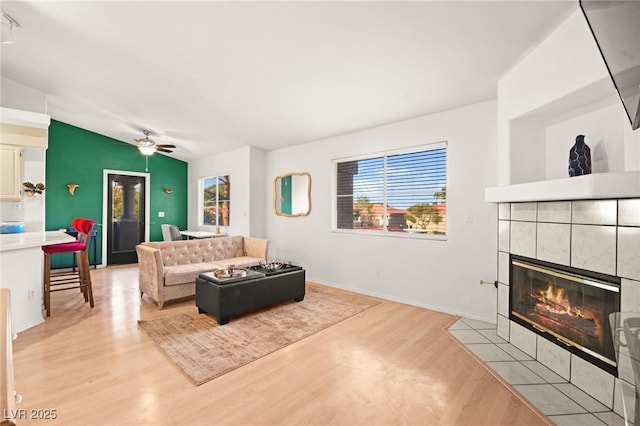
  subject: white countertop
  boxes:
[0,231,76,252]
[485,171,640,203]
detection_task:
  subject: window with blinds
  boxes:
[334,142,447,238]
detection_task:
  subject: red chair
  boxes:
[42,218,96,317]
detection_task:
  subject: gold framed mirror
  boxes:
[273,172,311,217]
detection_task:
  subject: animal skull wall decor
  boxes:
[67,184,79,195]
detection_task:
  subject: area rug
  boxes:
[138,284,380,385]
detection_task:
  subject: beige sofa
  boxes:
[136,236,268,309]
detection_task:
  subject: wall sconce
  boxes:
[163,187,173,194]
[67,184,79,195]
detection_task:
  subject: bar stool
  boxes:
[42,218,96,317]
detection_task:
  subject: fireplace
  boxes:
[510,255,621,376]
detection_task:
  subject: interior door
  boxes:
[107,174,145,264]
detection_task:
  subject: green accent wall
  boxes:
[46,120,187,267]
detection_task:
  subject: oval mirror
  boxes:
[273,172,311,217]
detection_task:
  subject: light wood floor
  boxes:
[11,265,552,425]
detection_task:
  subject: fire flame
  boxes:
[538,283,600,329]
[527,282,606,346]
[542,285,571,314]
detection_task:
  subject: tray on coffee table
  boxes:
[199,268,264,284]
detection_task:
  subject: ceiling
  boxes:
[1,1,577,162]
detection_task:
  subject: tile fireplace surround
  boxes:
[496,198,640,419]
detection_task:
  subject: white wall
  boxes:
[248,146,266,238]
[623,121,640,171]
[266,100,499,322]
[188,145,266,238]
[510,120,546,183]
[21,148,46,232]
[499,11,610,122]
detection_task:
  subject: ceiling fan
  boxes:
[134,130,176,155]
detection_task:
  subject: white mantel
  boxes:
[485,171,640,203]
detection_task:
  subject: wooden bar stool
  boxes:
[42,218,96,317]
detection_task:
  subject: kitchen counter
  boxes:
[0,231,75,333]
[0,230,75,252]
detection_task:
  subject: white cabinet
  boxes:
[0,144,22,201]
[0,108,50,202]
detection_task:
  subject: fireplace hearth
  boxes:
[510,256,621,376]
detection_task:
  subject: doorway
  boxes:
[104,172,149,265]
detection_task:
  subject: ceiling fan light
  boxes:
[139,145,156,156]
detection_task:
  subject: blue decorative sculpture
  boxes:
[568,134,591,177]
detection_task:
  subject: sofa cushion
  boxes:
[144,236,246,266]
[212,236,244,260]
[144,241,203,266]
[164,263,218,286]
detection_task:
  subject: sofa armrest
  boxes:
[136,244,165,303]
[243,237,269,260]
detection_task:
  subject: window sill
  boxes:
[332,229,447,241]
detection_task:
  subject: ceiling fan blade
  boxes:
[157,144,176,149]
[157,147,174,153]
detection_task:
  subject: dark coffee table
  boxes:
[195,266,305,325]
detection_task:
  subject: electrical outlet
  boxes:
[374,270,380,279]
[27,289,35,300]
[158,211,165,217]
